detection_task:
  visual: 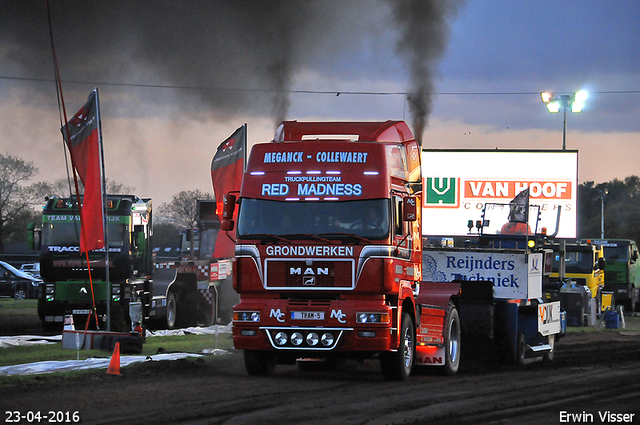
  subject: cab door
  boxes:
[392,194,412,259]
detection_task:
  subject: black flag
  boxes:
[508,188,529,223]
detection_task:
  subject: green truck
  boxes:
[30,195,214,331]
[583,239,640,313]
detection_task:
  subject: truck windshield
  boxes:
[603,245,628,261]
[552,250,594,273]
[237,198,390,240]
[42,221,129,248]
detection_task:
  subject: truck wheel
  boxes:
[624,289,636,313]
[443,302,461,375]
[380,312,414,381]
[166,292,177,329]
[198,309,215,327]
[244,350,276,376]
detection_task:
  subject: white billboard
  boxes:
[422,150,578,238]
[422,249,543,300]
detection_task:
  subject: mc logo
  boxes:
[270,308,285,323]
[425,177,459,207]
[330,309,347,324]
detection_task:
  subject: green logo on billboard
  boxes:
[425,177,458,206]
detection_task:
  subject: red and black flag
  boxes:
[211,125,246,258]
[61,90,105,253]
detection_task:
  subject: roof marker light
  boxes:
[324,197,339,201]
[285,197,300,201]
[287,171,302,175]
[363,171,379,176]
[250,171,265,176]
[306,170,321,175]
[326,171,341,175]
[305,197,320,201]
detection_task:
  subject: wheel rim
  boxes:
[448,317,460,363]
[403,329,413,368]
[167,297,176,326]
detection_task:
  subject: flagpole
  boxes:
[95,88,110,331]
[243,123,248,172]
[47,1,102,329]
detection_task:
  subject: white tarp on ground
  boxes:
[0,324,232,349]
[144,323,232,337]
[0,324,233,376]
[0,351,232,376]
[0,335,62,348]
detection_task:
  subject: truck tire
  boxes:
[624,287,636,313]
[443,302,461,375]
[244,350,277,376]
[380,312,414,381]
[166,292,177,329]
[198,309,215,327]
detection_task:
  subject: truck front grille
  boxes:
[265,259,354,290]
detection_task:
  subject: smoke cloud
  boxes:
[387,0,464,142]
[1,0,463,133]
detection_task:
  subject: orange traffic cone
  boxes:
[106,341,121,375]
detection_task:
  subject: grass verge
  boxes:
[0,298,38,312]
[0,332,235,389]
[0,332,234,368]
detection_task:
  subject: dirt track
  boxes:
[2,329,640,425]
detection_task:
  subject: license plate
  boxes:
[72,309,91,315]
[291,311,324,320]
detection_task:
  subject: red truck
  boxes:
[224,121,562,380]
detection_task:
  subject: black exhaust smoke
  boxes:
[387,0,465,144]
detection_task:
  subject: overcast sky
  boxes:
[1,0,638,206]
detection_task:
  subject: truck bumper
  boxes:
[232,298,394,354]
[39,300,109,324]
[233,325,393,353]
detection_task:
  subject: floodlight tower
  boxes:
[541,90,588,150]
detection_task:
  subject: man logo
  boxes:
[425,177,459,208]
[303,276,315,285]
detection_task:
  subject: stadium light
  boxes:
[541,91,588,150]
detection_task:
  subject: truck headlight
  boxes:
[275,332,288,345]
[45,284,54,301]
[306,332,319,346]
[234,311,260,322]
[291,332,304,346]
[321,333,334,347]
[110,284,121,301]
[356,312,390,324]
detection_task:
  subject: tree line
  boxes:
[2,152,639,253]
[0,153,210,253]
[578,176,640,243]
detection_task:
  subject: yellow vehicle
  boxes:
[547,241,607,312]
